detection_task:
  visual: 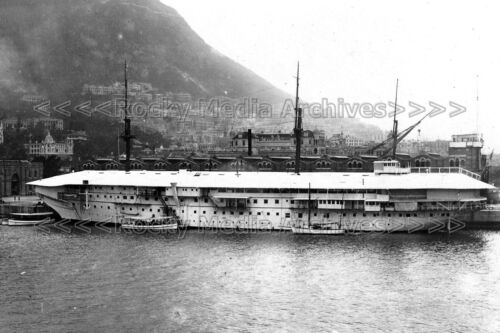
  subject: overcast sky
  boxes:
[161,0,499,151]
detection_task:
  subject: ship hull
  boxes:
[42,205,455,233]
[186,214,457,232]
[38,192,463,233]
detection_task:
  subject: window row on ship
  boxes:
[70,185,404,195]
[85,204,454,219]
[214,188,389,194]
[178,208,452,218]
[90,205,164,214]
[68,185,473,197]
[81,195,482,210]
[169,197,477,207]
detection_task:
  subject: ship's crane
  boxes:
[366,113,430,156]
[365,80,430,157]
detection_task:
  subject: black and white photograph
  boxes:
[1,0,500,331]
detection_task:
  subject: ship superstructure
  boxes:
[29,161,494,232]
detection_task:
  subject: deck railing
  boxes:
[410,167,481,180]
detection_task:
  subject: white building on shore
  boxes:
[27,132,73,157]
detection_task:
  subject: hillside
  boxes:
[0,0,384,147]
[0,0,287,104]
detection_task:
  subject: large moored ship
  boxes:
[28,161,493,232]
[28,64,494,232]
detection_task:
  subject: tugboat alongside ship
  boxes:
[26,64,496,234]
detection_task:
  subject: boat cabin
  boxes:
[373,160,410,175]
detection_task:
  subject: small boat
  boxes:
[7,212,54,226]
[292,182,345,235]
[121,216,178,231]
[292,226,345,235]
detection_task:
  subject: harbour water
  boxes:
[1,226,500,332]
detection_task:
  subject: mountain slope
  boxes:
[0,0,287,103]
[0,0,384,143]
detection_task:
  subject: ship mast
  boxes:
[121,60,134,172]
[391,79,399,159]
[294,62,302,174]
[307,182,311,227]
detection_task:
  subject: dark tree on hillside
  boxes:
[0,128,28,160]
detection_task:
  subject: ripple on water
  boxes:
[1,227,500,332]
